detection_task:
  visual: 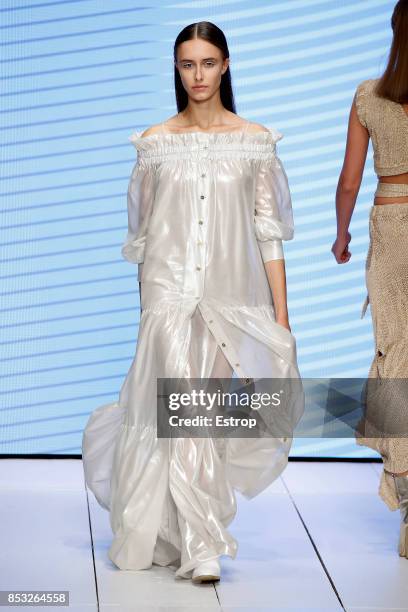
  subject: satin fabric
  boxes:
[82,128,304,579]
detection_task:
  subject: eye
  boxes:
[181,62,215,69]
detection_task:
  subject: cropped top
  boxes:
[354,78,408,177]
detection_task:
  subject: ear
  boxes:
[222,57,230,75]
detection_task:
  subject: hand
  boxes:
[276,315,291,333]
[331,231,351,263]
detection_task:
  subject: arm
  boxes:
[121,158,156,278]
[254,147,295,331]
[264,259,290,329]
[331,90,369,264]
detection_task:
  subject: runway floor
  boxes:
[1,459,407,611]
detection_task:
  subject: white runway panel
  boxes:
[0,459,97,611]
[372,461,383,477]
[1,459,408,611]
[213,475,343,611]
[87,473,342,611]
[281,462,408,611]
[88,496,220,611]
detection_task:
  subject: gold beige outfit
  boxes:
[355,78,408,510]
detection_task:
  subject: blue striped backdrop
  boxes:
[0,0,394,456]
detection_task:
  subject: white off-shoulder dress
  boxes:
[82,122,304,579]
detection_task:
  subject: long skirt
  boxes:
[82,300,303,578]
[356,203,408,510]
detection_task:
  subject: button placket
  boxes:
[194,158,208,300]
[198,304,247,380]
[195,145,247,377]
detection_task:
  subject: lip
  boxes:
[192,86,207,90]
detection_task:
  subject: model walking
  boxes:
[331,0,408,558]
[82,21,304,582]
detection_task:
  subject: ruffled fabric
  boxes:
[129,126,283,146]
[253,154,294,261]
[122,127,292,267]
[128,127,284,165]
[82,401,126,511]
[121,161,156,265]
[82,404,240,574]
[82,123,304,579]
[82,298,304,577]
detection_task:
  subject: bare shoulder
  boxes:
[245,121,270,134]
[141,115,183,137]
[140,124,164,138]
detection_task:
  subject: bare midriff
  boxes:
[374,172,408,205]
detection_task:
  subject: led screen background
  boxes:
[0,0,395,456]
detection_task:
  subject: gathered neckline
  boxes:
[133,129,271,139]
[128,126,283,148]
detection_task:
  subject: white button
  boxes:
[208,319,213,323]
[197,240,203,245]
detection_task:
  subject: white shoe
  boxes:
[191,558,221,583]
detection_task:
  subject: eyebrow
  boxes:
[178,57,218,62]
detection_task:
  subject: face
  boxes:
[175,38,229,102]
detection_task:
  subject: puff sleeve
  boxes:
[121,150,156,266]
[254,131,294,263]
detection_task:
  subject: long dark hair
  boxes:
[173,22,236,113]
[376,0,408,102]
